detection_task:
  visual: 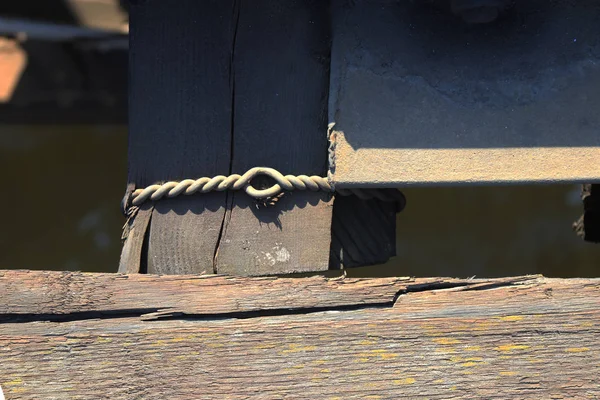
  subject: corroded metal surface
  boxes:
[329,0,600,187]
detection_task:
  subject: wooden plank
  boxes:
[125,0,336,275]
[127,0,233,274]
[0,272,598,398]
[118,202,153,274]
[328,0,600,187]
[0,270,411,316]
[215,0,333,275]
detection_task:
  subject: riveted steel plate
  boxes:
[328,0,600,187]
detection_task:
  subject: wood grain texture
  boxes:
[1,271,599,399]
[127,0,233,274]
[125,0,335,276]
[215,0,334,275]
[118,202,153,274]
[0,270,409,317]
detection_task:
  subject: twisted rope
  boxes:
[129,167,405,206]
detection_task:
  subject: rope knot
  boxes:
[129,167,404,209]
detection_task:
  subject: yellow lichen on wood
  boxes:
[499,315,524,322]
[393,378,416,385]
[566,347,590,353]
[495,344,530,352]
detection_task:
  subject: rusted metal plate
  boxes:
[328,0,600,187]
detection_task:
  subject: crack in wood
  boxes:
[0,275,539,324]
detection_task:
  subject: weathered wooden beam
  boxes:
[1,271,599,398]
[123,0,336,275]
[124,0,233,274]
[328,0,600,187]
[215,0,334,275]
[0,270,410,316]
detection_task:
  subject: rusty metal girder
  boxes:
[328,0,600,188]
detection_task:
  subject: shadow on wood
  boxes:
[1,270,598,398]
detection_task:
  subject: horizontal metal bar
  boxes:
[329,1,600,186]
[331,141,600,188]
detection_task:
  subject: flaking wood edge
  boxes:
[0,270,542,321]
[1,272,599,398]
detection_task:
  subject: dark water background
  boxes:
[1,125,598,277]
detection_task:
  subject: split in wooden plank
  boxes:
[0,271,598,398]
[124,0,338,276]
[215,0,334,275]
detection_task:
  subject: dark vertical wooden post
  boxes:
[215,0,334,275]
[122,0,233,274]
[121,0,334,275]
